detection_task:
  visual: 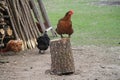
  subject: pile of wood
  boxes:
[0,0,13,48]
[6,0,41,50]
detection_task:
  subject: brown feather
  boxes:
[56,10,74,38]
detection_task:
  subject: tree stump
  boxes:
[50,38,75,75]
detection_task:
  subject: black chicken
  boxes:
[37,31,50,54]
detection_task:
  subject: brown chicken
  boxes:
[56,10,74,38]
[1,40,22,53]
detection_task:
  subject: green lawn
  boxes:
[43,0,120,46]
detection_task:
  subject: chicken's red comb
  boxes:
[69,10,74,14]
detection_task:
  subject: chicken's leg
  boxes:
[68,35,71,38]
[60,34,63,38]
[39,50,41,54]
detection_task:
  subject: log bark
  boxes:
[50,38,75,75]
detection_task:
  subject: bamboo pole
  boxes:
[29,0,46,33]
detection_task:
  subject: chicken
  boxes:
[37,31,50,54]
[56,10,74,38]
[0,40,22,53]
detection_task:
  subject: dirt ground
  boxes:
[0,1,120,80]
[0,45,120,80]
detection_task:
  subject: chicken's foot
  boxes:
[39,50,45,54]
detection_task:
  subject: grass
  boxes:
[42,0,120,46]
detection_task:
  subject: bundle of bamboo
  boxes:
[1,0,57,51]
[5,0,40,50]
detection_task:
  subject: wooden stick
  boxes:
[20,0,34,49]
[26,0,40,38]
[37,0,51,28]
[18,0,33,49]
[24,0,37,47]
[14,0,28,49]
[15,0,28,49]
[29,0,46,33]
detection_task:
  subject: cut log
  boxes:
[6,27,13,36]
[50,38,75,75]
[0,29,5,35]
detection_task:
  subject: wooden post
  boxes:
[50,38,75,75]
[37,0,51,28]
[37,0,57,37]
